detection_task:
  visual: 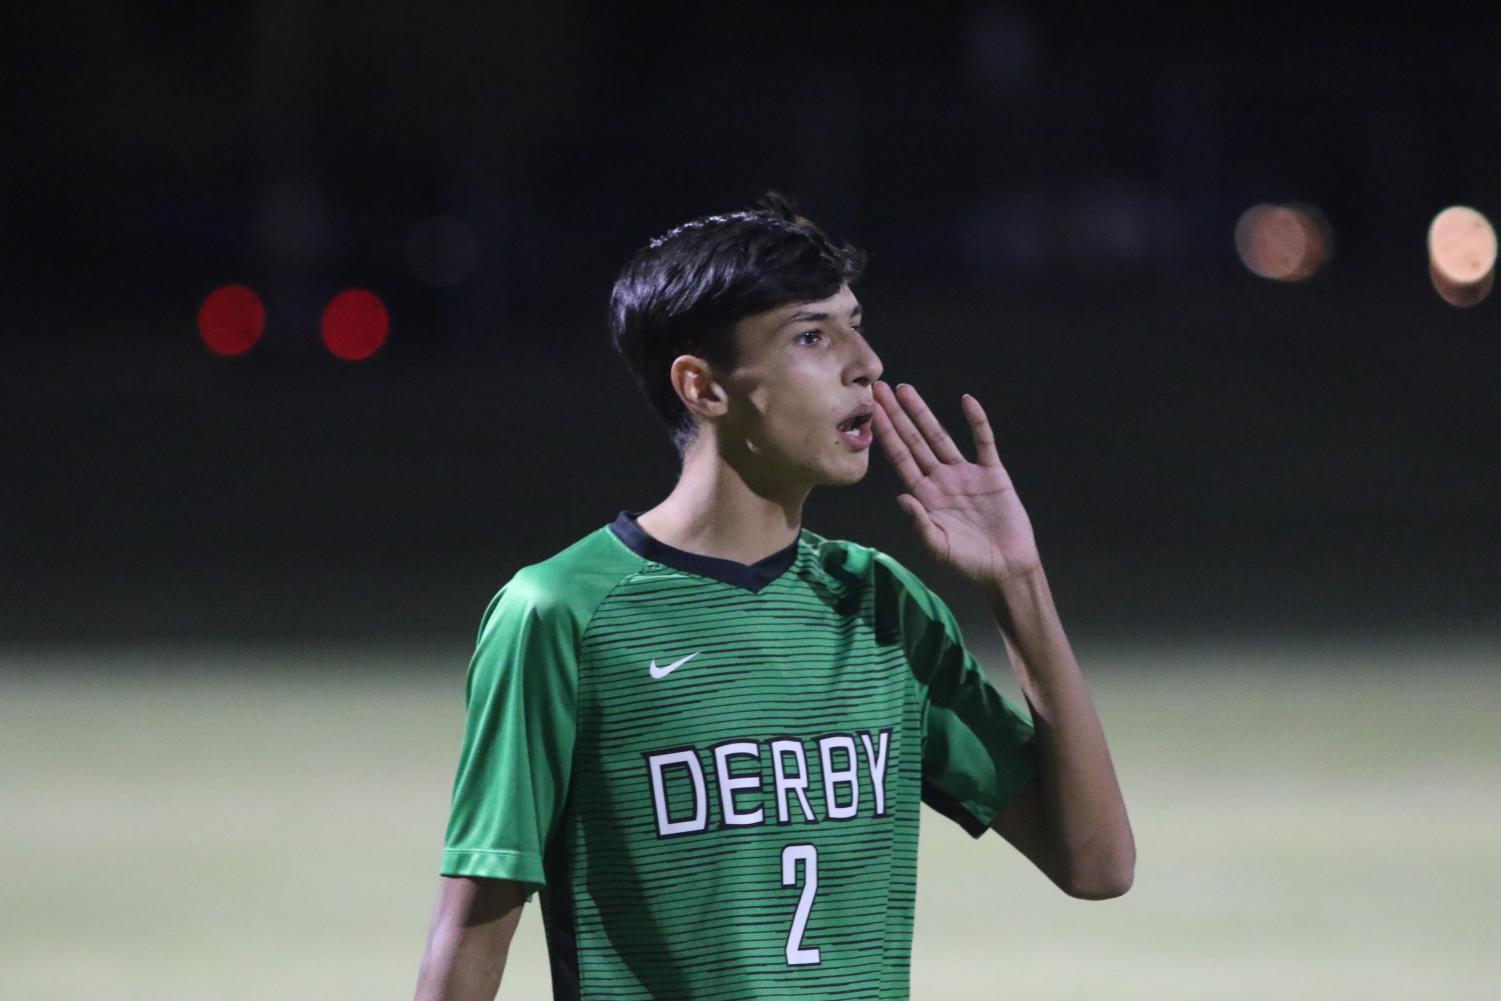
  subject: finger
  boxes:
[894,382,966,465]
[871,384,928,494]
[875,380,941,476]
[960,393,1003,467]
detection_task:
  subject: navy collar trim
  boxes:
[608,510,800,594]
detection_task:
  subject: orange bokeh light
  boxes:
[1234,203,1328,282]
[1428,205,1496,308]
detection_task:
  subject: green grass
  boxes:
[3,635,1497,1000]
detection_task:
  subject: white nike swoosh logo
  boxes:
[649,651,702,679]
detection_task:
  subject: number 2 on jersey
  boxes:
[781,843,822,966]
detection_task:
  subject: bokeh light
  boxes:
[1234,203,1329,282]
[197,285,266,357]
[1428,205,1496,308]
[320,290,390,361]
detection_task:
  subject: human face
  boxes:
[715,284,884,488]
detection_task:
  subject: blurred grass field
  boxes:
[3,634,1498,1000]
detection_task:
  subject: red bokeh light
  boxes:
[320,289,390,361]
[197,285,266,356]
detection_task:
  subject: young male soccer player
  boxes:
[413,195,1134,1001]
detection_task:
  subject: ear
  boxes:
[670,354,729,421]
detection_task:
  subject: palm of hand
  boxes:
[872,381,1040,588]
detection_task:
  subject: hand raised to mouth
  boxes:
[871,380,1041,590]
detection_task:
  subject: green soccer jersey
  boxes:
[440,510,1037,1001]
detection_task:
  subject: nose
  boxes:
[849,330,883,388]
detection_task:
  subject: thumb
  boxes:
[896,494,943,552]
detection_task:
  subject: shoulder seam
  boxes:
[574,566,655,687]
[509,527,650,666]
[865,546,936,724]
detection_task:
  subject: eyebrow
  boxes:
[779,303,863,329]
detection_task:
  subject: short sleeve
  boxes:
[440,569,580,893]
[876,551,1037,838]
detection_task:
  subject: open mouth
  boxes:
[837,411,873,447]
[836,412,871,434]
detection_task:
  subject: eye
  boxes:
[795,329,823,346]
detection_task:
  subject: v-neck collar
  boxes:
[608,510,801,594]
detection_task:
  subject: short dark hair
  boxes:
[609,192,867,456]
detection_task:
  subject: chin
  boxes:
[818,455,870,487]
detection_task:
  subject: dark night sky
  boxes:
[4,3,1497,646]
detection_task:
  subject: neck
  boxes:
[635,440,809,565]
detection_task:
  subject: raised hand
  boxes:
[871,380,1041,589]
